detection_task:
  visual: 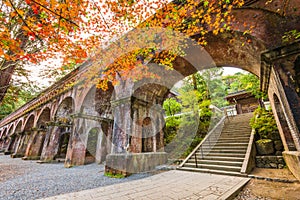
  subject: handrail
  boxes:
[179,115,226,168]
[241,128,256,174]
[241,114,257,174]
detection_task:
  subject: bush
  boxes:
[164,111,209,158]
[250,107,279,140]
[164,116,181,145]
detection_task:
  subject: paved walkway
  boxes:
[40,170,250,200]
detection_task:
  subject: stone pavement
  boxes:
[40,170,250,200]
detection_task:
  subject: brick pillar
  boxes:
[40,125,62,161]
[64,125,86,167]
[24,130,47,159]
[8,135,21,154]
[5,136,16,154]
[156,114,165,152]
[130,110,142,153]
[98,120,113,163]
[110,97,132,154]
[13,133,31,157]
[24,130,38,157]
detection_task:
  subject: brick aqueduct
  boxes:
[1,0,300,178]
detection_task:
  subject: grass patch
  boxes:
[104,171,126,178]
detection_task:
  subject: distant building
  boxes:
[225,90,260,115]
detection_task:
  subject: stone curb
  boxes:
[248,175,299,183]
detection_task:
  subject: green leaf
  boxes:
[204,1,209,7]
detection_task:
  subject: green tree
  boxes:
[163,98,181,116]
[222,71,266,99]
[163,69,223,157]
[0,81,39,120]
[202,69,228,107]
[183,68,227,107]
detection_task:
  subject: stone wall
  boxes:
[256,156,285,169]
[105,152,168,176]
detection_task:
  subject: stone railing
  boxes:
[179,115,226,168]
[241,128,256,174]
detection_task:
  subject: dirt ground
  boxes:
[0,161,30,182]
[235,168,300,200]
[1,156,300,200]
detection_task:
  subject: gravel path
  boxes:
[0,155,152,200]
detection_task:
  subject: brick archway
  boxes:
[24,107,51,159]
[6,120,23,154]
[85,127,100,164]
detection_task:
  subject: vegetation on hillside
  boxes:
[222,72,266,99]
[163,68,261,157]
[0,81,40,120]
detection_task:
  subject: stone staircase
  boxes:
[178,113,253,176]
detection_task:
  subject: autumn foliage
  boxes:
[0,0,245,91]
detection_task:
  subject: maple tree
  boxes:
[0,0,245,105]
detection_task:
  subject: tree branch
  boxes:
[91,0,111,30]
[30,0,79,27]
[7,0,43,44]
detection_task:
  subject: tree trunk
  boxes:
[0,62,15,103]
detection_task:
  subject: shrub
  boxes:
[250,107,279,140]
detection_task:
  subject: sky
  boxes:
[222,67,246,75]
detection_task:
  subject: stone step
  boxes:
[222,130,251,133]
[221,132,251,136]
[208,149,247,153]
[220,134,251,138]
[216,140,249,144]
[177,167,246,177]
[221,129,251,132]
[218,137,250,141]
[186,159,243,167]
[224,125,251,128]
[214,143,249,146]
[183,163,242,172]
[202,156,245,162]
[222,132,251,135]
[204,152,246,158]
[179,113,253,176]
[225,119,251,122]
[224,120,251,123]
[226,120,252,123]
[199,146,248,151]
[224,123,251,126]
[198,142,248,152]
[217,140,249,144]
[221,131,251,134]
[218,138,250,141]
[212,146,248,150]
[223,126,251,129]
[224,126,250,129]
[225,119,251,121]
